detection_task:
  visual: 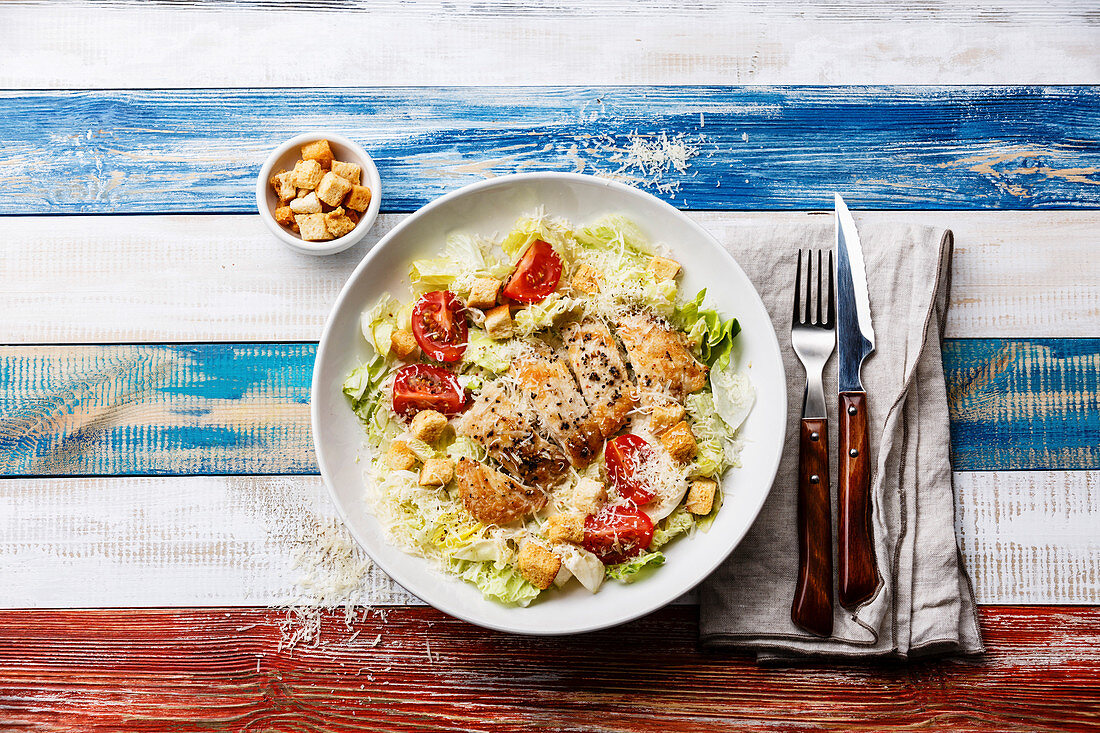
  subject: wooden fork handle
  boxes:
[838,391,880,609]
[791,417,833,637]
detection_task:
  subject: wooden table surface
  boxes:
[1,2,1098,730]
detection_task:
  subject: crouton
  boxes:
[660,420,698,463]
[346,209,360,224]
[345,184,372,212]
[517,541,562,590]
[271,170,297,201]
[291,159,324,190]
[410,409,448,444]
[324,207,357,238]
[295,213,332,241]
[300,139,334,169]
[571,477,607,515]
[484,304,513,339]
[331,160,361,185]
[467,277,501,309]
[647,255,681,281]
[571,264,601,295]
[390,329,418,358]
[316,171,353,207]
[419,457,454,487]
[385,441,418,471]
[289,191,322,214]
[274,206,295,227]
[685,478,717,515]
[649,403,686,435]
[546,512,585,544]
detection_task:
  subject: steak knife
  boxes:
[834,194,881,610]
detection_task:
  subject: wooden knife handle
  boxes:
[838,391,880,609]
[791,417,833,637]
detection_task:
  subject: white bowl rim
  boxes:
[311,171,787,634]
[256,131,382,256]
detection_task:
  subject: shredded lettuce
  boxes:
[606,551,666,583]
[570,216,679,317]
[675,289,741,369]
[449,559,542,606]
[649,506,695,550]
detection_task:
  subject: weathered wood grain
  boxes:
[0,472,1094,608]
[2,87,1098,213]
[3,211,1097,343]
[943,339,1100,472]
[4,3,1098,88]
[0,605,1096,732]
[0,344,315,476]
[2,340,1095,476]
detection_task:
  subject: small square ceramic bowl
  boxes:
[256,132,382,256]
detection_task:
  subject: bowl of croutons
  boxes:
[257,133,381,255]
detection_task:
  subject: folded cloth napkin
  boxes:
[699,216,984,662]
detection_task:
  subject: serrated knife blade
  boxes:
[834,193,875,393]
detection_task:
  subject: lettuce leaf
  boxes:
[359,294,402,357]
[649,506,695,550]
[500,212,576,262]
[462,329,513,373]
[449,559,542,606]
[409,233,509,294]
[512,294,579,336]
[342,353,398,444]
[575,214,652,260]
[685,390,740,477]
[605,551,665,583]
[675,289,741,369]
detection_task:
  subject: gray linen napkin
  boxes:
[699,216,984,661]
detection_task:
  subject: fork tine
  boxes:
[827,249,836,327]
[815,249,823,326]
[793,249,803,325]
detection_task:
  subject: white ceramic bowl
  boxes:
[312,173,787,635]
[256,132,382,256]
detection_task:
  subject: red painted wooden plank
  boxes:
[0,606,1096,732]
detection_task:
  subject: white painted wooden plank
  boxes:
[0,471,1093,607]
[2,3,1096,88]
[954,471,1099,605]
[2,211,1096,343]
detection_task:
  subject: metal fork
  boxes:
[790,248,836,637]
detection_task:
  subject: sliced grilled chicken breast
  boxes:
[513,344,603,467]
[562,318,636,438]
[616,312,707,403]
[455,379,569,487]
[454,458,547,525]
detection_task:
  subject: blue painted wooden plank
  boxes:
[0,340,1096,476]
[0,344,315,476]
[0,87,1097,213]
[943,339,1100,473]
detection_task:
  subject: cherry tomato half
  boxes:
[583,504,655,565]
[391,363,466,418]
[502,239,563,304]
[411,290,468,362]
[605,433,656,506]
